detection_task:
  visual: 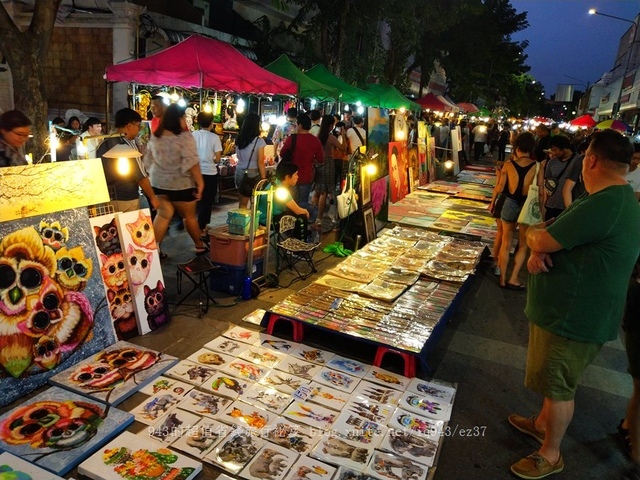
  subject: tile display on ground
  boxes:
[0,452,65,480]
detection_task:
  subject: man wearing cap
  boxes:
[508,130,640,479]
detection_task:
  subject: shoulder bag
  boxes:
[337,174,359,219]
[349,127,365,154]
[517,162,542,225]
[279,134,297,163]
[238,139,259,197]
[543,155,573,196]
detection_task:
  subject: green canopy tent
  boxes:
[264,55,340,101]
[366,83,421,111]
[305,64,377,106]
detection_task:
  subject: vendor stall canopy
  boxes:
[264,55,340,101]
[305,64,378,106]
[105,35,298,96]
[415,92,450,111]
[366,83,421,111]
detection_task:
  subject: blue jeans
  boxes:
[291,183,316,222]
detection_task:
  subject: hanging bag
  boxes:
[279,134,297,163]
[517,162,542,225]
[238,138,259,197]
[337,174,359,219]
[543,155,573,196]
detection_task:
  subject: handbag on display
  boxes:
[337,175,358,219]
[517,162,542,225]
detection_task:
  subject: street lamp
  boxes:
[588,8,638,119]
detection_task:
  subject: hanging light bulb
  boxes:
[170,90,179,102]
[399,107,406,114]
[261,121,270,132]
[444,159,454,170]
[236,98,245,114]
[117,157,131,175]
[177,98,186,107]
[365,162,377,176]
[204,102,213,113]
[344,105,350,112]
[357,106,365,115]
[310,98,317,107]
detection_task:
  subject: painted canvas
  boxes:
[352,381,401,406]
[371,176,389,227]
[206,430,265,474]
[221,360,269,383]
[0,208,117,407]
[240,442,299,480]
[0,452,65,480]
[290,345,335,365]
[406,379,456,404]
[331,410,386,447]
[200,372,249,399]
[293,382,350,412]
[408,147,419,192]
[276,357,321,381]
[238,346,285,368]
[312,368,358,393]
[284,455,337,480]
[0,386,133,476]
[345,397,394,424]
[146,409,201,444]
[260,371,308,395]
[223,326,262,345]
[244,383,292,414]
[116,209,170,335]
[367,108,390,179]
[388,142,409,203]
[378,429,439,467]
[398,392,452,421]
[335,466,376,480]
[387,409,443,440]
[365,450,428,480]
[49,340,178,405]
[418,144,428,186]
[187,348,235,369]
[363,367,410,390]
[78,431,202,480]
[89,212,137,340]
[220,400,275,432]
[326,356,370,378]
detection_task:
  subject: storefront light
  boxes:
[444,159,454,170]
[177,98,186,107]
[357,106,365,115]
[261,121,270,132]
[204,102,213,113]
[310,99,317,107]
[365,162,377,176]
[344,105,350,112]
[236,98,245,114]
[399,107,406,114]
[170,91,179,102]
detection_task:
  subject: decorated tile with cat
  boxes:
[312,367,359,393]
[326,356,370,378]
[276,357,322,381]
[221,360,270,383]
[139,375,194,397]
[200,372,251,400]
[352,381,402,406]
[240,442,299,480]
[259,371,309,395]
[386,409,443,441]
[145,409,201,444]
[169,418,229,458]
[163,359,218,386]
[0,452,65,480]
[223,326,262,345]
[398,392,452,421]
[130,391,183,425]
[282,400,338,430]
[49,341,178,405]
[205,335,250,356]
[178,388,234,418]
[331,411,387,448]
[238,346,286,368]
[293,382,350,411]
[187,348,235,369]
[206,430,266,473]
[261,419,320,454]
[220,400,276,432]
[344,397,395,424]
[361,367,410,390]
[244,383,293,414]
[257,334,299,352]
[78,431,201,480]
[291,345,336,365]
[365,450,428,480]
[284,455,337,480]
[378,429,439,467]
[310,434,374,471]
[406,379,456,405]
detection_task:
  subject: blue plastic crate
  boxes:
[209,258,264,294]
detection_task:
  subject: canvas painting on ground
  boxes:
[187,348,235,369]
[362,367,410,390]
[78,431,202,480]
[326,356,370,378]
[49,340,178,405]
[146,409,202,444]
[351,381,401,406]
[0,208,117,407]
[282,400,338,430]
[398,391,452,422]
[0,452,65,480]
[276,357,322,380]
[220,400,275,432]
[223,326,262,344]
[200,372,250,399]
[331,410,387,447]
[243,383,292,414]
[312,368,358,393]
[238,346,285,368]
[164,359,218,386]
[345,397,394,424]
[290,345,335,365]
[260,371,309,395]
[204,335,250,356]
[406,379,456,404]
[293,382,351,411]
[0,386,133,476]
[139,375,194,397]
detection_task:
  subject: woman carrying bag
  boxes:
[234,113,266,208]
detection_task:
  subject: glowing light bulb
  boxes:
[275,186,289,201]
[204,103,213,113]
[365,163,377,175]
[170,91,179,102]
[117,157,131,175]
[444,160,454,170]
[396,130,406,140]
[399,107,406,114]
[261,122,270,132]
[177,98,186,107]
[236,98,245,114]
[357,106,364,115]
[310,99,317,107]
[344,105,350,111]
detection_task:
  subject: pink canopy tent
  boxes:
[415,93,449,111]
[457,102,479,113]
[105,35,298,96]
[569,114,596,128]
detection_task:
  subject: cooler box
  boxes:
[208,225,266,267]
[227,208,261,235]
[209,258,264,295]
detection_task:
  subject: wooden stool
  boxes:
[374,346,417,378]
[266,314,304,342]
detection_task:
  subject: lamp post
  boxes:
[589,8,638,119]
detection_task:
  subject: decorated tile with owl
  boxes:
[238,346,286,368]
[240,442,299,480]
[259,371,309,395]
[145,409,202,444]
[310,434,374,471]
[257,334,298,352]
[276,357,322,381]
[261,419,320,454]
[204,335,250,356]
[365,450,428,480]
[178,388,234,418]
[378,429,439,468]
[290,345,335,365]
[293,382,350,411]
[115,209,169,335]
[130,391,183,425]
[397,392,452,422]
[169,417,229,458]
[49,340,178,406]
[312,368,359,393]
[221,360,269,383]
[206,429,266,474]
[223,326,262,345]
[199,372,251,400]
[187,348,235,369]
[386,409,443,441]
[139,375,194,397]
[164,359,218,387]
[362,367,410,390]
[0,209,117,408]
[220,400,276,432]
[244,383,293,414]
[326,356,370,378]
[0,452,66,480]
[284,455,337,480]
[352,381,402,407]
[331,410,387,448]
[282,400,337,431]
[406,378,456,405]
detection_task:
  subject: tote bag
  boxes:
[517,162,542,225]
[337,175,358,219]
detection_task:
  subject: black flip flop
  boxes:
[506,283,526,291]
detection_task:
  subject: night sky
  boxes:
[510,0,639,98]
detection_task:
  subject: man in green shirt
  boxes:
[508,130,640,479]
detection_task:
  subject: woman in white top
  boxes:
[75,117,102,159]
[193,112,223,236]
[234,113,266,208]
[144,104,207,255]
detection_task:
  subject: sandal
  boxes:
[195,246,209,256]
[506,283,526,291]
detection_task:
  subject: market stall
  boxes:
[264,54,341,101]
[305,64,378,106]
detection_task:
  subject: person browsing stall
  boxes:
[0,110,31,167]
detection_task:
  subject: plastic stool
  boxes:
[266,314,304,342]
[374,346,417,378]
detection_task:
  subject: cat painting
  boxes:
[107,288,137,340]
[144,280,170,330]
[100,252,128,291]
[126,245,152,294]
[94,218,121,256]
[126,210,157,250]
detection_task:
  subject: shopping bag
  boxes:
[517,162,542,225]
[337,175,358,219]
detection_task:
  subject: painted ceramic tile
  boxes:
[204,336,250,356]
[345,398,394,424]
[365,451,427,480]
[0,452,65,480]
[310,434,374,471]
[387,409,443,441]
[334,466,377,480]
[187,348,235,369]
[244,383,293,414]
[169,418,229,458]
[206,430,266,474]
[276,357,322,381]
[116,209,169,335]
[221,400,275,432]
[243,308,267,325]
[49,340,178,406]
[200,372,250,399]
[378,429,439,467]
[291,345,335,365]
[223,326,262,345]
[284,455,337,480]
[178,389,234,418]
[326,356,370,378]
[130,391,183,425]
[362,367,410,390]
[282,400,337,430]
[293,382,350,411]
[139,375,194,397]
[0,209,117,408]
[238,346,286,368]
[78,431,201,480]
[221,360,269,382]
[258,334,298,352]
[312,368,359,393]
[262,420,320,454]
[146,409,201,444]
[352,381,402,406]
[398,392,452,421]
[260,371,309,395]
[406,379,456,404]
[331,411,387,447]
[0,386,133,476]
[164,360,217,386]
[240,442,299,480]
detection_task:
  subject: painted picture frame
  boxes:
[360,166,371,206]
[363,206,377,243]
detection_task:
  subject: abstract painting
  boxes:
[367,107,390,179]
[0,452,65,480]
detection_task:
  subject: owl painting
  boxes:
[126,210,157,250]
[39,221,69,251]
[55,246,93,292]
